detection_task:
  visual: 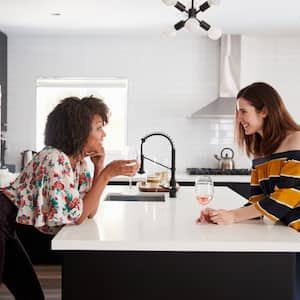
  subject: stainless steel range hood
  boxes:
[190,34,241,119]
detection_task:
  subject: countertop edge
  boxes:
[111,173,251,183]
[52,240,300,252]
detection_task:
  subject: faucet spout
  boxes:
[138,132,176,198]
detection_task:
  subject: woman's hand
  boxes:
[86,145,105,174]
[197,205,262,225]
[197,208,236,225]
[102,159,139,180]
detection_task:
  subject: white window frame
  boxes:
[36,77,128,157]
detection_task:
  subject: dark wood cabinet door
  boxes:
[0,31,7,131]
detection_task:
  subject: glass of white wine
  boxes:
[122,145,138,191]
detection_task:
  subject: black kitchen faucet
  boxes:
[138,132,177,198]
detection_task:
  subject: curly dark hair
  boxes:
[44,96,109,156]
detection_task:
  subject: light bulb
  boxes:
[175,10,188,19]
[162,0,177,6]
[164,27,177,37]
[207,27,222,40]
[194,0,204,6]
[208,0,221,5]
[185,18,199,32]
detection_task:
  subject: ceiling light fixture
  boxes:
[163,0,222,40]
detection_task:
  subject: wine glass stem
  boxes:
[129,177,132,189]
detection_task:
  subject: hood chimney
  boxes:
[190,34,241,119]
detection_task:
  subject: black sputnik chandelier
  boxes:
[162,0,222,39]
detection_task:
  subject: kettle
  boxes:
[214,147,235,170]
[21,150,37,170]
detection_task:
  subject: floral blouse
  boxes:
[2,146,92,234]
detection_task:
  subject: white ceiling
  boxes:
[0,0,300,36]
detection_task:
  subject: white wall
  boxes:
[8,34,246,172]
[241,35,300,121]
[8,34,300,172]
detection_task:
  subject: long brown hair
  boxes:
[235,82,300,157]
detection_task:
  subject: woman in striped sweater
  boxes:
[200,82,300,229]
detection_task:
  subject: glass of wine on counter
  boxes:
[195,175,214,222]
[122,145,139,191]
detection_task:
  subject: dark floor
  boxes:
[0,265,61,300]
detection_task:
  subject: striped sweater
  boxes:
[250,150,300,231]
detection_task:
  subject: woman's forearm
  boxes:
[87,166,105,218]
[76,169,110,224]
[93,166,103,180]
[232,204,263,223]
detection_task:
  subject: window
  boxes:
[36,78,127,156]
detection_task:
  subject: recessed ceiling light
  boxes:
[51,12,61,16]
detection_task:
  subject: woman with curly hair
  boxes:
[0,96,138,299]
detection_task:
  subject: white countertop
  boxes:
[52,185,300,252]
[111,172,251,183]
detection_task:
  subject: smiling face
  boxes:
[236,97,268,136]
[84,114,106,154]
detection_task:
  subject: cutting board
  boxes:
[137,182,180,192]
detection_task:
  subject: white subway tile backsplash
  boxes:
[6,34,300,172]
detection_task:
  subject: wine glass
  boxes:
[195,175,214,221]
[122,145,139,191]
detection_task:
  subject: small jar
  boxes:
[147,175,161,187]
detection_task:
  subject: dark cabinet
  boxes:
[0,32,7,167]
[16,224,61,265]
[0,32,7,132]
[214,182,250,200]
[178,180,250,200]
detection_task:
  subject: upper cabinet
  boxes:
[0,31,7,132]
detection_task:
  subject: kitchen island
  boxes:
[52,186,299,300]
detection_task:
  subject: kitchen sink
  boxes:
[104,193,165,202]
